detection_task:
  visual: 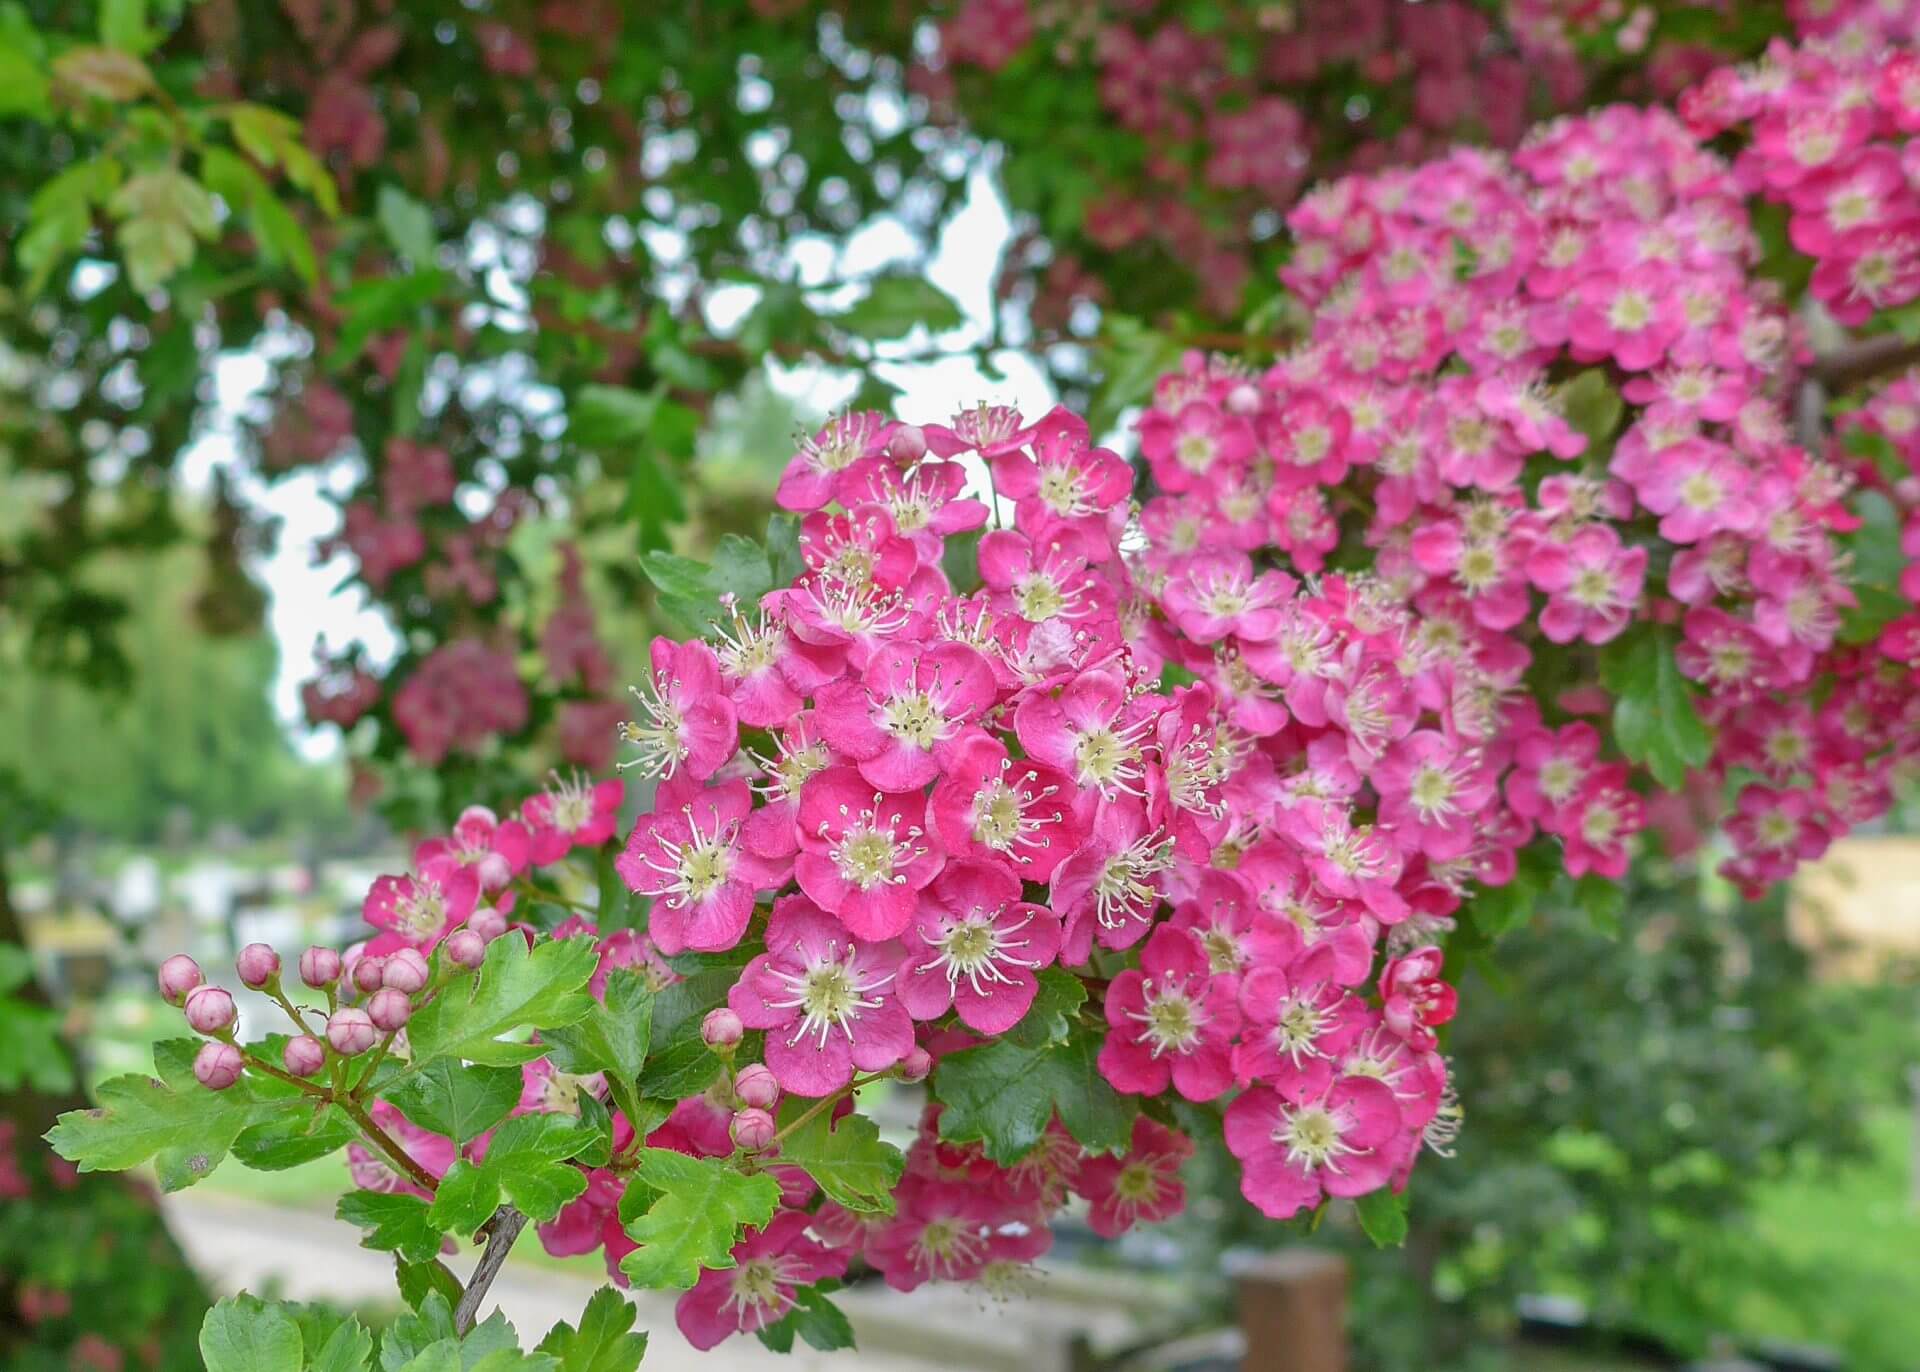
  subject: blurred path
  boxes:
[163,1191,1159,1371]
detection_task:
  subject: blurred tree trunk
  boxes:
[0,842,210,1369]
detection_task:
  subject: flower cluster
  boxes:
[1133,94,1920,901]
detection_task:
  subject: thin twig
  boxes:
[1811,333,1920,393]
[453,1207,527,1335]
[338,1097,442,1195]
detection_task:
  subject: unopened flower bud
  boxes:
[1226,382,1261,415]
[157,955,203,1006]
[444,928,487,968]
[888,424,928,465]
[477,852,512,892]
[367,987,413,1033]
[352,956,388,994]
[282,1034,327,1078]
[468,908,508,942]
[299,946,342,989]
[730,1107,776,1152]
[897,1046,933,1082]
[327,1007,377,1056]
[183,984,237,1036]
[458,804,499,828]
[702,1008,744,1049]
[733,1063,780,1109]
[193,1041,244,1091]
[382,948,430,994]
[235,943,281,989]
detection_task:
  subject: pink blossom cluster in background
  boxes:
[1133,92,1918,901]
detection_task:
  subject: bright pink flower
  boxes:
[1233,954,1370,1103]
[1098,926,1239,1101]
[620,639,737,781]
[794,767,944,940]
[1015,668,1158,801]
[929,735,1084,880]
[674,1211,849,1349]
[522,776,625,865]
[815,641,997,790]
[728,895,914,1096]
[1527,525,1647,644]
[1139,399,1255,494]
[1224,1078,1405,1218]
[897,858,1060,1034]
[415,805,532,894]
[1072,1116,1194,1239]
[1050,797,1174,959]
[1160,552,1296,645]
[1378,947,1457,1052]
[362,864,480,951]
[777,411,897,511]
[864,1176,997,1291]
[616,776,788,954]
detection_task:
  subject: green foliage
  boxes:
[635,954,748,1100]
[380,1061,525,1146]
[1559,369,1625,452]
[430,1112,599,1232]
[44,1038,289,1190]
[932,1027,1136,1164]
[0,943,72,1092]
[230,1103,357,1171]
[755,1285,857,1353]
[832,273,965,340]
[617,1147,782,1290]
[1354,1187,1408,1248]
[403,935,599,1069]
[534,1288,649,1372]
[200,1293,306,1372]
[541,968,655,1128]
[1003,967,1088,1049]
[335,1191,445,1266]
[772,1101,906,1214]
[1087,315,1185,436]
[1599,626,1713,790]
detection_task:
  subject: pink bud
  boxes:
[235,943,281,989]
[888,424,928,464]
[299,946,342,988]
[157,955,203,1006]
[382,948,430,994]
[733,1063,780,1109]
[327,1007,378,1056]
[352,956,388,994]
[282,1035,327,1078]
[1226,382,1261,415]
[702,1008,744,1049]
[730,1107,776,1152]
[477,852,512,892]
[897,1047,933,1082]
[193,1041,244,1091]
[444,928,487,968]
[183,984,237,1035]
[458,804,499,828]
[366,987,413,1033]
[468,908,508,942]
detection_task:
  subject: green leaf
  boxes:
[227,104,339,216]
[941,529,983,595]
[571,384,662,447]
[1354,1187,1409,1247]
[1003,967,1086,1049]
[313,1317,376,1372]
[765,514,804,587]
[933,1030,1136,1164]
[200,1294,304,1372]
[44,1040,281,1189]
[427,1160,500,1237]
[99,0,157,55]
[1089,315,1184,437]
[1559,369,1623,453]
[337,1190,446,1265]
[404,935,599,1070]
[0,948,72,1092]
[618,1148,781,1290]
[0,45,51,118]
[757,1286,856,1353]
[834,274,964,339]
[328,271,446,368]
[395,1257,465,1316]
[108,168,218,292]
[1574,874,1625,938]
[381,1061,524,1145]
[541,969,654,1085]
[231,1103,356,1170]
[635,959,743,1101]
[773,1104,905,1214]
[378,1293,456,1369]
[478,1112,596,1222]
[378,185,438,267]
[1600,627,1712,791]
[638,551,713,601]
[710,534,774,604]
[535,1287,649,1372]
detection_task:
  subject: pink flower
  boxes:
[1280,799,1408,923]
[794,767,944,940]
[896,859,1060,1034]
[522,776,625,865]
[1224,1078,1405,1218]
[864,1176,996,1291]
[362,864,480,951]
[728,895,914,1096]
[776,411,896,511]
[1050,797,1174,959]
[620,639,738,781]
[815,641,997,790]
[929,735,1084,880]
[391,639,529,765]
[1371,731,1495,862]
[1072,1117,1194,1239]
[616,777,788,954]
[1378,947,1457,1052]
[1232,956,1370,1103]
[674,1211,849,1349]
[1160,552,1296,644]
[1098,926,1239,1101]
[415,805,532,894]
[1527,525,1647,644]
[1139,400,1255,494]
[1015,668,1157,801]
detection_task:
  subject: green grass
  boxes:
[1734,1108,1920,1371]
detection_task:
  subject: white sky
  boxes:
[187,168,1058,757]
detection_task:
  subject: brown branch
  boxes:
[338,1097,442,1195]
[453,1207,527,1335]
[1810,333,1920,392]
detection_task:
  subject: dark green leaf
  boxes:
[933,1030,1135,1164]
[542,969,654,1085]
[381,1061,523,1145]
[1354,1187,1409,1247]
[404,934,599,1069]
[231,1103,355,1170]
[773,1103,905,1214]
[835,274,964,339]
[337,1190,445,1265]
[619,1147,781,1290]
[1003,967,1086,1049]
[535,1287,649,1372]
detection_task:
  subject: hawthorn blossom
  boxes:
[794,767,944,940]
[896,859,1061,1033]
[1098,926,1240,1101]
[616,777,788,954]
